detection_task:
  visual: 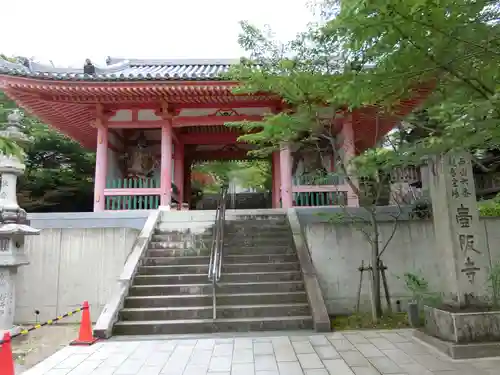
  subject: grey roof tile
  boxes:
[0,57,240,81]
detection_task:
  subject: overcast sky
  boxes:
[2,0,314,67]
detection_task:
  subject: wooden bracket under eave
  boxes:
[95,103,104,119]
[157,99,177,120]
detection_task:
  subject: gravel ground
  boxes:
[12,324,79,372]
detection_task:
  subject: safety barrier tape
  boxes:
[0,305,87,344]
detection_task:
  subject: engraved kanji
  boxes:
[461,257,480,284]
[456,204,472,228]
[458,234,481,255]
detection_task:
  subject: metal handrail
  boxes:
[208,185,228,319]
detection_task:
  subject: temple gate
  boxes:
[0,57,431,211]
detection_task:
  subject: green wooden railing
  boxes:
[106,194,161,210]
[293,173,345,186]
[106,177,160,190]
[104,177,178,210]
[292,173,347,207]
[105,178,159,210]
[293,191,347,207]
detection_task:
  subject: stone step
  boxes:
[225,225,290,233]
[128,281,306,296]
[133,271,302,285]
[137,262,300,276]
[142,254,298,266]
[224,238,293,247]
[148,240,211,249]
[133,274,208,285]
[149,232,200,241]
[224,254,299,264]
[219,271,302,283]
[152,229,291,238]
[226,217,287,223]
[226,215,287,221]
[146,248,211,257]
[224,235,292,244]
[225,227,289,233]
[154,228,213,234]
[143,256,210,266]
[149,240,295,251]
[151,234,212,242]
[148,235,292,248]
[223,262,300,273]
[146,245,294,256]
[113,315,313,335]
[119,302,310,321]
[226,237,293,246]
[224,245,295,255]
[137,264,208,275]
[124,291,308,308]
[223,228,291,236]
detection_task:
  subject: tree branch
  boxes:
[390,22,494,99]
[390,6,500,57]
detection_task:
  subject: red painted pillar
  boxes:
[93,122,108,212]
[342,117,359,207]
[184,160,192,209]
[174,142,185,206]
[280,143,293,209]
[160,121,173,207]
[272,152,281,208]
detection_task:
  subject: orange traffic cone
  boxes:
[0,332,15,375]
[70,301,98,346]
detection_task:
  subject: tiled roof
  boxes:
[0,57,240,81]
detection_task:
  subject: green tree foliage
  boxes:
[226,0,500,167]
[18,118,95,212]
[234,161,272,191]
[1,86,95,212]
[478,194,500,217]
[0,90,25,158]
[324,0,500,165]
[224,0,500,320]
[193,160,272,194]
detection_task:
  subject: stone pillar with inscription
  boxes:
[429,152,488,306]
[0,110,40,333]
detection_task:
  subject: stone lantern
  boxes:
[0,109,39,334]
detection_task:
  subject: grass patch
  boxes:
[331,312,410,330]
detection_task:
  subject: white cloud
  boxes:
[2,0,313,66]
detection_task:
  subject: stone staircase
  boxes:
[113,212,313,335]
[199,192,271,210]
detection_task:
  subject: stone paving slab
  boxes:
[19,329,500,375]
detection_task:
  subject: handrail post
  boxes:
[208,185,227,320]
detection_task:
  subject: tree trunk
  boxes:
[370,213,383,320]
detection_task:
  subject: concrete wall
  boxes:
[28,211,150,231]
[17,208,500,322]
[15,212,144,323]
[300,210,500,315]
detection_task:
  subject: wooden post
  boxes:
[356,260,365,313]
[93,119,108,212]
[355,261,392,314]
[160,121,173,206]
[174,141,185,206]
[380,260,392,312]
[184,159,192,209]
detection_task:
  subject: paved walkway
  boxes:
[21,329,499,375]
